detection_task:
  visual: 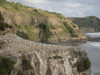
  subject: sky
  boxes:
[8,0,100,18]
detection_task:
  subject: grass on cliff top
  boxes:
[0,0,66,19]
[0,56,15,75]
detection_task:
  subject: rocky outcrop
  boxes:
[0,33,91,75]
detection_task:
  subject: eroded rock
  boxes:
[0,33,91,75]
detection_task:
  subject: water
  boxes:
[85,32,100,38]
[81,32,100,75]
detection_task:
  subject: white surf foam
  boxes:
[86,42,100,49]
[86,32,100,38]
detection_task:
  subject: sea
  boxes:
[81,32,100,75]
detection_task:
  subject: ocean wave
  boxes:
[86,32,100,38]
[87,42,100,49]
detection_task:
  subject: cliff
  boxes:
[69,16,100,32]
[0,0,86,43]
[0,33,91,75]
[0,1,91,75]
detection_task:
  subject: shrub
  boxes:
[0,56,15,75]
[22,59,32,70]
[16,31,29,40]
[84,58,91,70]
[39,23,52,42]
[14,24,35,41]
[75,58,91,72]
[48,57,52,59]
[50,24,55,29]
[53,55,63,59]
[34,9,38,12]
[0,23,5,30]
[0,23,12,31]
[63,22,78,37]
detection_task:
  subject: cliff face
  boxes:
[69,16,100,32]
[0,33,91,75]
[0,1,91,75]
[0,0,86,43]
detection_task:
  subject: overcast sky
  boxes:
[8,0,100,18]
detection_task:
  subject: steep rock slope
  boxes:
[0,33,91,75]
[69,16,100,32]
[0,0,86,43]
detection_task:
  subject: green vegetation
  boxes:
[13,24,36,41]
[50,24,56,29]
[50,12,65,19]
[72,24,76,28]
[45,11,66,19]
[0,0,82,43]
[16,31,29,39]
[0,56,15,75]
[22,59,32,70]
[53,55,63,59]
[0,0,6,4]
[48,56,63,59]
[75,58,91,72]
[70,16,100,31]
[0,23,12,30]
[48,57,52,59]
[0,0,66,20]
[0,22,36,41]
[63,22,78,37]
[39,23,52,42]
[0,23,7,30]
[0,0,30,12]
